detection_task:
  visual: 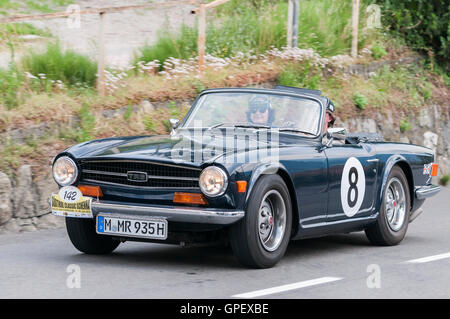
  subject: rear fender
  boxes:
[377,155,414,214]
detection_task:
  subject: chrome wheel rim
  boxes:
[384,177,406,232]
[258,190,286,252]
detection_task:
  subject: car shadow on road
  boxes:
[284,231,373,259]
[64,242,243,270]
[63,231,377,270]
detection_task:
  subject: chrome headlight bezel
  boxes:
[52,156,78,186]
[199,166,228,197]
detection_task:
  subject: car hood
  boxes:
[65,130,298,167]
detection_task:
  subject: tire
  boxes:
[365,166,411,246]
[230,174,292,268]
[66,217,120,254]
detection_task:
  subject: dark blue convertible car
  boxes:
[51,86,441,268]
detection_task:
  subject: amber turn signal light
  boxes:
[431,163,439,177]
[236,181,247,193]
[78,185,103,197]
[173,192,208,205]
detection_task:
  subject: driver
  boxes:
[323,100,336,134]
[246,96,275,126]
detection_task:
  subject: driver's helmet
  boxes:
[246,95,275,125]
[326,99,336,126]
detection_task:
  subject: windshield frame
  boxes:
[179,88,326,140]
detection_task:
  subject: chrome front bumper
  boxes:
[415,184,441,200]
[90,200,245,225]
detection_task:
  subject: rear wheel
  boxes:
[230,175,292,268]
[66,217,120,254]
[365,166,411,246]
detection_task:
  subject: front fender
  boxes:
[245,162,288,202]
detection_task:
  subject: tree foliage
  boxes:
[375,0,449,67]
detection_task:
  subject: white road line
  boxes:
[231,277,343,299]
[405,252,450,264]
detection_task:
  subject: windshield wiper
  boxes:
[276,128,316,136]
[234,124,271,129]
[207,123,270,130]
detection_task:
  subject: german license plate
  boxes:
[96,215,167,240]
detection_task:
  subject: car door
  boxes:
[324,142,379,223]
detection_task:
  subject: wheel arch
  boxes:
[379,155,414,213]
[246,163,299,238]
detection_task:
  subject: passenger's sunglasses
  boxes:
[249,105,269,113]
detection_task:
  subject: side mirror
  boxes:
[169,118,179,130]
[325,127,347,147]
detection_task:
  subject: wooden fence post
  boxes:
[351,0,360,58]
[287,0,293,47]
[97,12,106,96]
[197,3,206,73]
[287,0,299,48]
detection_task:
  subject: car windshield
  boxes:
[182,92,322,136]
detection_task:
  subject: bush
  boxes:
[371,42,387,59]
[21,43,97,87]
[376,0,449,67]
[399,119,411,132]
[352,93,368,110]
[440,175,450,186]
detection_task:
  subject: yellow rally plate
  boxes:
[51,186,93,218]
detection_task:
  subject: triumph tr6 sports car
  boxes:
[50,86,441,268]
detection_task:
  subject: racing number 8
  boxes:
[340,157,366,218]
[347,167,358,208]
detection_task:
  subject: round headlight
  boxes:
[199,166,228,197]
[52,156,78,186]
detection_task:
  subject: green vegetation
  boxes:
[22,43,97,88]
[0,23,51,41]
[71,103,95,143]
[0,0,73,14]
[352,93,368,110]
[376,0,449,67]
[440,175,450,187]
[135,0,374,66]
[143,115,157,132]
[371,42,387,59]
[0,64,23,109]
[399,119,411,132]
[277,62,322,89]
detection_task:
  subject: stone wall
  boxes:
[338,104,450,175]
[0,166,64,233]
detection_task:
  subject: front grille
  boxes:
[79,160,200,189]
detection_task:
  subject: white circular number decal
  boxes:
[58,186,82,203]
[340,157,366,217]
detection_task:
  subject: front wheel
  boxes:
[66,217,120,254]
[365,166,411,246]
[230,175,292,268]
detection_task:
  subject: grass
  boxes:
[0,23,51,42]
[0,0,74,14]
[135,0,376,66]
[353,93,368,110]
[0,64,23,109]
[21,42,98,88]
[399,119,411,132]
[277,61,322,89]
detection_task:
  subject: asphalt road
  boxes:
[1,187,449,299]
